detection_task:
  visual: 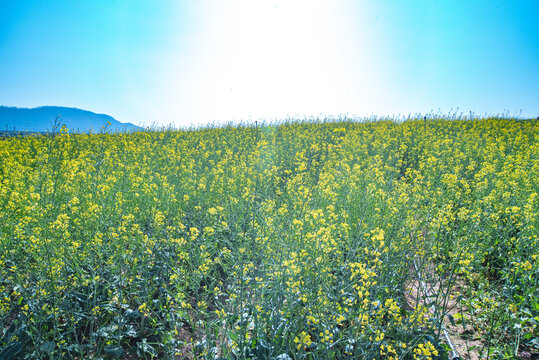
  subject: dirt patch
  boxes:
[404,264,483,360]
[176,325,196,359]
[406,263,539,360]
[439,281,483,360]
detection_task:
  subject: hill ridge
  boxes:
[0,105,142,133]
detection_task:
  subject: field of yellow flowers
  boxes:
[0,118,538,359]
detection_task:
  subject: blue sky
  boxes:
[1,0,538,127]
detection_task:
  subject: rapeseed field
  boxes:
[0,117,537,359]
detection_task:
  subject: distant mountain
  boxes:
[0,106,142,133]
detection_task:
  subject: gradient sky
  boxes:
[1,0,538,127]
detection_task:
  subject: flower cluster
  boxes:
[0,117,537,358]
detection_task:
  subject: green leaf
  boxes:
[95,324,118,338]
[104,345,124,357]
[0,341,24,360]
[446,314,456,327]
[123,325,138,338]
[256,339,270,360]
[124,309,141,321]
[274,354,292,360]
[39,341,55,353]
[137,340,157,357]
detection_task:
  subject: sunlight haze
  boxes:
[1,0,538,127]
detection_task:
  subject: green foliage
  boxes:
[0,117,537,359]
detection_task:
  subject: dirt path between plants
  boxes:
[405,265,483,360]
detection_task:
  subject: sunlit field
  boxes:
[1,117,537,359]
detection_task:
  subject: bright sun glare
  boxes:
[159,0,373,125]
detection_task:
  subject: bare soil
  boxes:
[404,265,483,360]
